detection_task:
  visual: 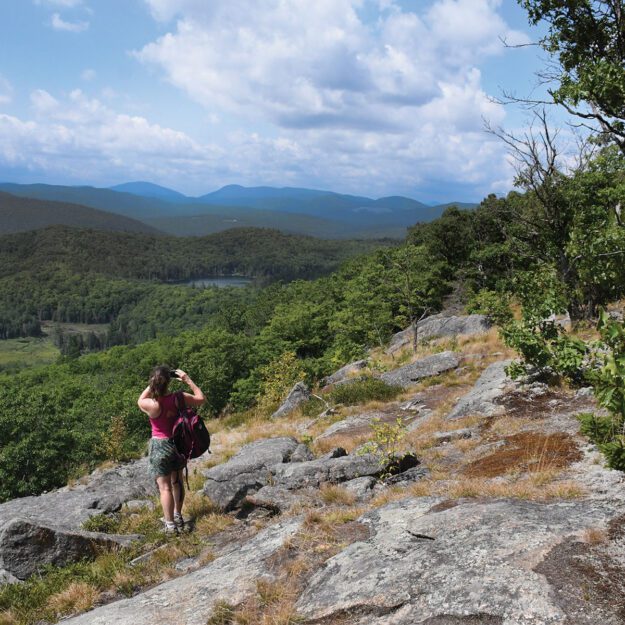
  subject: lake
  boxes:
[181,276,253,288]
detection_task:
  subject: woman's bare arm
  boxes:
[178,370,205,406]
[137,385,159,415]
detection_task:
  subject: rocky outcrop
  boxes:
[386,314,491,355]
[0,458,153,579]
[323,359,369,386]
[316,410,388,441]
[380,351,460,388]
[63,517,302,625]
[0,519,138,580]
[296,497,618,624]
[0,457,154,530]
[244,485,308,513]
[271,381,311,418]
[203,436,409,511]
[446,359,512,420]
[271,452,384,490]
[203,437,299,510]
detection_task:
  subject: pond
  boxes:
[180,276,253,288]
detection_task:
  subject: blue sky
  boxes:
[0,0,551,202]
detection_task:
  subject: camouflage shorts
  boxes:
[147,437,186,478]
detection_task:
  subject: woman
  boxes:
[138,365,205,534]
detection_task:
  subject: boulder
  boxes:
[290,443,315,462]
[244,486,303,513]
[0,458,154,579]
[62,517,302,625]
[322,359,369,386]
[383,466,430,486]
[343,476,377,500]
[125,499,155,512]
[271,452,383,490]
[203,437,299,510]
[0,518,138,580]
[386,314,491,355]
[296,497,616,624]
[446,360,513,420]
[0,457,154,531]
[271,382,311,419]
[380,351,460,388]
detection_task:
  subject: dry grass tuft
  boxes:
[441,476,585,501]
[46,582,99,617]
[111,570,139,596]
[319,484,357,506]
[183,490,218,519]
[195,512,235,538]
[0,611,17,625]
[583,527,609,545]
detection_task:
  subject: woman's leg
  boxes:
[155,474,174,522]
[172,469,185,516]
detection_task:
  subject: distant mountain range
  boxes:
[0,181,477,239]
[0,191,161,236]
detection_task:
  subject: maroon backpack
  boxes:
[172,392,211,473]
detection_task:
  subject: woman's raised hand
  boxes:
[175,369,190,383]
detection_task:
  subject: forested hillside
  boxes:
[0,192,161,235]
[0,226,390,342]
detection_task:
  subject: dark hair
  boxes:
[149,365,171,398]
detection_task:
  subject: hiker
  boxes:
[138,365,205,533]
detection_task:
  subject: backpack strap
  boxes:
[175,391,186,412]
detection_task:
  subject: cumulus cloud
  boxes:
[0,89,224,189]
[137,0,526,126]
[50,12,89,32]
[131,0,525,196]
[0,85,513,197]
[3,1,527,198]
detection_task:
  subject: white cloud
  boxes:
[0,89,224,189]
[0,86,514,197]
[0,76,13,106]
[30,89,59,114]
[1,1,526,198]
[131,0,523,195]
[50,12,89,32]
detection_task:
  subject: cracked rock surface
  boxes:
[380,351,460,388]
[63,517,302,625]
[446,360,513,420]
[386,314,491,355]
[296,497,623,624]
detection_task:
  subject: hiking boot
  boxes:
[161,519,179,535]
[174,513,190,532]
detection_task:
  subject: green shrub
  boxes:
[82,513,121,534]
[300,396,326,417]
[328,377,402,405]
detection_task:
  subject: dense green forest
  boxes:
[0,226,391,342]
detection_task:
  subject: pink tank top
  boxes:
[149,394,179,438]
